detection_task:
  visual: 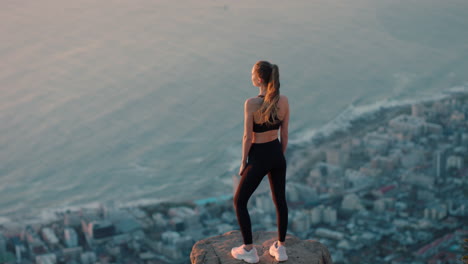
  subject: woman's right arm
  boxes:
[280,96,289,154]
[240,98,254,175]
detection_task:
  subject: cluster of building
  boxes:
[1,93,467,264]
[286,94,468,263]
[0,204,168,264]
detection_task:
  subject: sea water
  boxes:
[1,0,468,219]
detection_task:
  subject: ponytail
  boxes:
[256,62,280,125]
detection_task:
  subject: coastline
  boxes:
[1,86,467,225]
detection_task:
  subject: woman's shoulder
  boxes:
[244,96,263,105]
[244,97,262,112]
[278,94,289,105]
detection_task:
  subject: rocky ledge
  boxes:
[190,230,333,264]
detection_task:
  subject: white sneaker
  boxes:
[231,245,260,263]
[269,241,288,262]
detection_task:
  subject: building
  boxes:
[326,146,349,167]
[370,155,399,171]
[433,145,451,181]
[411,103,429,118]
[402,173,436,193]
[450,110,465,122]
[315,227,344,240]
[0,234,6,257]
[80,251,97,264]
[62,246,83,262]
[255,194,274,213]
[388,114,426,140]
[446,154,464,170]
[341,193,364,211]
[425,122,443,135]
[359,162,382,178]
[291,210,310,233]
[447,200,467,216]
[81,219,116,246]
[310,206,322,225]
[64,227,78,248]
[374,199,386,212]
[322,206,337,225]
[345,169,369,189]
[286,182,318,204]
[35,253,57,264]
[23,225,47,256]
[64,210,82,227]
[41,227,59,246]
[423,203,448,220]
[11,237,25,263]
[363,131,392,156]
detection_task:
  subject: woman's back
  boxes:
[252,94,288,124]
[251,94,289,144]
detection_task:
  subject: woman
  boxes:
[231,61,290,263]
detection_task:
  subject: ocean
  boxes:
[1,0,468,220]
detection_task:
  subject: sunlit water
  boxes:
[1,0,467,218]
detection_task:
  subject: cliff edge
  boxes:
[190,230,333,264]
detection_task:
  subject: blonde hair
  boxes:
[254,61,280,125]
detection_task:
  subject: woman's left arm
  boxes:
[239,98,254,175]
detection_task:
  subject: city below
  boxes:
[1,91,467,264]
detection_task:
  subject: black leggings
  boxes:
[234,138,288,245]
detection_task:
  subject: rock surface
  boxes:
[190,230,333,264]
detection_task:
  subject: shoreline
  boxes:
[1,87,467,225]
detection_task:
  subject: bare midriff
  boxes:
[252,129,279,143]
